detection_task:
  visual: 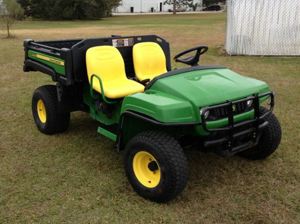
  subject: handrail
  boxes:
[90,74,116,104]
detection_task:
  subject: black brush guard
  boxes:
[200,92,274,156]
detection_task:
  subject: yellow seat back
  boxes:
[86,46,145,99]
[86,46,127,92]
[133,42,167,81]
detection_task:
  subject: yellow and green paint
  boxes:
[28,50,65,75]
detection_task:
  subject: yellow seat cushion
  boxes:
[86,46,144,99]
[133,42,167,81]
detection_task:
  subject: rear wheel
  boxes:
[239,107,281,160]
[124,131,189,203]
[32,85,70,135]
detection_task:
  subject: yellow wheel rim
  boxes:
[37,99,47,123]
[133,151,161,188]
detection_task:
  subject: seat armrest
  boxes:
[90,74,116,104]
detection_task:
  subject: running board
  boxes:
[97,127,117,142]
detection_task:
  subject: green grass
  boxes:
[13,14,225,29]
[0,13,300,223]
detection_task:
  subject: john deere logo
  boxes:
[232,104,237,112]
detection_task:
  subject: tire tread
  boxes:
[124,131,188,202]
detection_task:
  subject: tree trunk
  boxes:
[7,22,10,38]
[173,0,176,14]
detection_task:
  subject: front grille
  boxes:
[206,101,251,121]
[200,92,274,133]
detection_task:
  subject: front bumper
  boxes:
[200,92,274,156]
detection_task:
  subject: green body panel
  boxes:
[83,84,121,126]
[28,50,65,75]
[121,91,195,123]
[83,67,271,142]
[97,127,117,141]
[150,68,269,110]
[120,68,270,136]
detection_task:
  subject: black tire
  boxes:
[32,85,70,135]
[124,131,189,203]
[239,107,282,160]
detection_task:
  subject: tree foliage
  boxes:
[0,0,24,38]
[17,0,121,20]
[164,0,194,14]
[164,0,226,13]
[203,0,225,7]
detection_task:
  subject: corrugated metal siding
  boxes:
[226,0,300,56]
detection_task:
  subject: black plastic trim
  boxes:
[116,110,199,151]
[200,92,274,132]
[24,59,57,80]
[200,92,274,155]
[24,35,171,86]
[120,110,199,127]
[174,45,208,66]
[203,121,268,155]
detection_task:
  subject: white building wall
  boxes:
[226,0,300,55]
[115,0,168,13]
[114,0,203,13]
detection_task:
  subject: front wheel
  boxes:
[239,107,282,160]
[124,131,189,203]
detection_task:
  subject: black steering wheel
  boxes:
[174,46,208,66]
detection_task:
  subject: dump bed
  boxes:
[23,35,171,86]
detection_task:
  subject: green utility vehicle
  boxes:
[24,35,281,202]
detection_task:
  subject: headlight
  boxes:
[246,99,253,108]
[261,96,272,109]
[204,111,210,119]
[201,110,210,119]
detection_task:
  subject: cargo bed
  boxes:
[23,35,171,86]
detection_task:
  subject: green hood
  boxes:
[149,68,270,107]
[121,67,271,124]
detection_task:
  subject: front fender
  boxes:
[121,91,196,123]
